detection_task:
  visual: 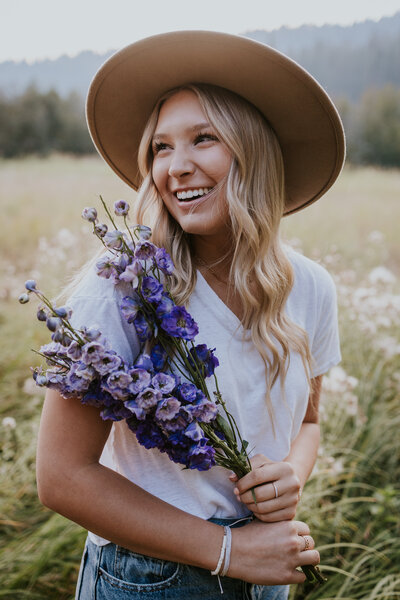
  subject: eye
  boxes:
[194,132,218,145]
[152,141,170,155]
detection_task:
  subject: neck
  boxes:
[191,236,233,281]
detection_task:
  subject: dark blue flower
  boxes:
[141,276,163,303]
[187,443,216,471]
[133,312,152,342]
[135,418,166,451]
[184,421,204,442]
[160,306,199,340]
[188,344,219,377]
[124,399,147,420]
[155,248,174,275]
[177,382,198,404]
[150,343,167,371]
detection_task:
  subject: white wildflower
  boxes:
[2,417,16,429]
[368,267,396,285]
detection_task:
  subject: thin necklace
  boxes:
[195,255,231,285]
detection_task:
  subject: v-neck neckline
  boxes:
[196,270,243,332]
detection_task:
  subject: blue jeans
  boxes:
[75,518,290,600]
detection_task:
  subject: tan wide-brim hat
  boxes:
[86,30,345,215]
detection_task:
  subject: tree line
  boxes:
[0,85,400,167]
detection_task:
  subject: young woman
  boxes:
[36,31,344,599]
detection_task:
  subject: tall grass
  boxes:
[1,156,399,599]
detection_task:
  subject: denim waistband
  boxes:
[208,515,254,528]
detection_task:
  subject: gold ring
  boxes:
[303,535,311,550]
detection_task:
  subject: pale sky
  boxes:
[1,0,400,63]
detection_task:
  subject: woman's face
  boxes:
[151,89,232,239]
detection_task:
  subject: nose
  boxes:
[168,147,195,179]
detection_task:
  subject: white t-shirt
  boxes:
[67,248,341,546]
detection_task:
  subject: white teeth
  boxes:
[176,187,211,200]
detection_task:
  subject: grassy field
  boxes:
[1,156,399,599]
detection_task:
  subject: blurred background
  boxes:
[1,2,399,599]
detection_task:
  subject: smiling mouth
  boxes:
[175,187,213,201]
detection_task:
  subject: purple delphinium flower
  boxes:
[150,343,167,371]
[184,421,204,442]
[155,397,181,422]
[188,344,219,378]
[40,341,68,360]
[129,368,152,394]
[136,387,162,410]
[119,260,142,288]
[120,295,141,324]
[65,362,95,394]
[81,326,102,342]
[155,248,174,275]
[134,240,157,260]
[187,443,216,471]
[134,418,166,451]
[186,395,218,423]
[93,352,122,376]
[124,398,147,420]
[177,382,198,404]
[155,293,175,318]
[140,276,163,303]
[134,353,154,372]
[46,316,62,332]
[96,257,119,280]
[114,199,130,216]
[103,370,133,400]
[162,408,192,433]
[82,207,97,222]
[25,279,37,291]
[104,230,124,250]
[81,341,106,365]
[136,225,152,241]
[133,312,152,342]
[152,372,176,395]
[160,306,199,340]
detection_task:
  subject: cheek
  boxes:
[151,161,166,194]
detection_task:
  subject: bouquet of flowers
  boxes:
[19,197,324,584]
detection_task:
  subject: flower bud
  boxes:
[94,223,108,238]
[18,293,30,304]
[54,306,68,318]
[37,307,47,321]
[25,279,37,291]
[114,199,130,216]
[82,207,97,222]
[46,316,62,332]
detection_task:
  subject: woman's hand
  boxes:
[230,454,301,522]
[229,518,319,585]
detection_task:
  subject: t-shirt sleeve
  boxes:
[310,269,341,377]
[66,267,141,365]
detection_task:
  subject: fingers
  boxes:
[298,534,315,552]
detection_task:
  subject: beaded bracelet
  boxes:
[211,526,228,576]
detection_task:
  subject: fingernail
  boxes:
[233,487,239,495]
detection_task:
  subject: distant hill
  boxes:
[0,12,399,102]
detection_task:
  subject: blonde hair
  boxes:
[132,83,312,420]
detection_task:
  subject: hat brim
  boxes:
[86,30,345,215]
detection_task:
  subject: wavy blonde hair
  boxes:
[132,83,312,419]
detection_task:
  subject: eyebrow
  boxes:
[152,122,212,142]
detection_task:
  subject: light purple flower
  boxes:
[134,353,154,372]
[136,387,162,410]
[94,223,108,237]
[93,352,122,375]
[186,396,218,423]
[152,373,176,395]
[155,248,174,275]
[81,341,106,365]
[81,326,102,342]
[25,279,37,291]
[104,370,133,400]
[96,257,118,280]
[82,207,97,222]
[129,368,152,394]
[178,382,198,404]
[114,199,130,216]
[155,396,181,421]
[136,225,152,240]
[119,261,142,288]
[184,422,204,442]
[104,230,124,250]
[120,296,141,324]
[134,241,157,260]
